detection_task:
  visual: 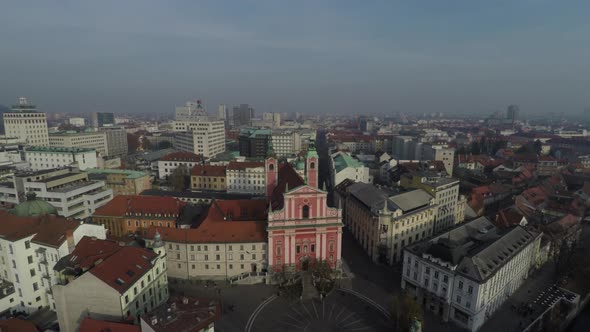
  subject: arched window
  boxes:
[310,162,315,169]
[269,164,274,171]
[302,205,309,219]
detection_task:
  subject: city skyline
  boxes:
[1,1,589,115]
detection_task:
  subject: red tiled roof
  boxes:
[0,210,79,247]
[191,165,226,177]
[0,318,39,332]
[144,199,268,244]
[78,317,139,332]
[227,161,265,170]
[93,195,185,217]
[160,152,202,162]
[494,208,525,229]
[90,246,158,294]
[67,236,121,270]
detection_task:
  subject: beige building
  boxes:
[49,131,108,156]
[345,183,437,264]
[53,236,168,332]
[400,172,464,234]
[190,165,227,192]
[174,119,225,158]
[144,199,268,280]
[86,168,152,195]
[3,98,49,146]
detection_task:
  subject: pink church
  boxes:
[265,144,343,273]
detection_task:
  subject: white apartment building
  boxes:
[24,147,97,171]
[271,130,301,157]
[402,217,542,332]
[3,98,49,146]
[23,168,113,219]
[54,237,168,332]
[226,161,266,195]
[345,183,437,264]
[49,131,108,156]
[0,208,106,316]
[157,152,202,180]
[330,151,372,187]
[174,120,225,158]
[68,118,85,127]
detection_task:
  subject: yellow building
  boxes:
[190,165,227,192]
[87,168,151,195]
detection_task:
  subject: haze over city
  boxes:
[1,0,589,115]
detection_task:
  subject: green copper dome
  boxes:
[296,159,305,170]
[11,192,58,217]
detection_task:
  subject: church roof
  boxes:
[10,192,57,217]
[271,163,305,210]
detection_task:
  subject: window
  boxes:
[33,283,38,291]
[311,244,315,252]
[459,281,463,290]
[443,275,449,283]
[456,296,461,304]
[27,256,33,264]
[468,286,473,294]
[302,205,309,219]
[25,241,30,249]
[30,269,35,277]
[310,162,315,169]
[204,255,209,261]
[125,295,129,304]
[296,245,301,254]
[434,271,439,279]
[425,267,430,275]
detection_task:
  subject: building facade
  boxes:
[345,183,437,264]
[232,104,255,127]
[330,151,372,187]
[190,165,227,192]
[402,217,541,332]
[238,128,271,159]
[3,98,49,146]
[401,172,463,234]
[267,144,343,273]
[54,237,168,332]
[86,168,151,196]
[271,130,301,157]
[49,131,108,156]
[174,120,225,158]
[157,152,202,180]
[99,127,129,157]
[24,147,98,171]
[226,161,266,195]
[91,112,114,128]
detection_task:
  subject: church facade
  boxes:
[266,143,343,273]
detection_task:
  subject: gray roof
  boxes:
[389,189,432,212]
[408,216,540,282]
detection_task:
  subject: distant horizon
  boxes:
[1,1,589,115]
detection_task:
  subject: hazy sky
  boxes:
[1,0,589,116]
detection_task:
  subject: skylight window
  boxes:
[126,270,135,277]
[115,278,125,285]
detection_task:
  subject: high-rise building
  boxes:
[238,128,271,159]
[91,112,115,128]
[217,104,227,121]
[232,104,255,127]
[175,100,208,121]
[507,104,519,124]
[99,127,128,157]
[3,97,49,146]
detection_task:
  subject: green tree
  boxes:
[169,164,189,192]
[391,292,423,332]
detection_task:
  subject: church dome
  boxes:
[11,192,58,217]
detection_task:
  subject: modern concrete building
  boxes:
[238,128,271,159]
[24,146,98,171]
[49,131,108,156]
[175,100,208,122]
[2,97,49,146]
[86,168,151,196]
[344,183,437,264]
[0,205,106,316]
[226,161,266,195]
[400,172,465,234]
[68,117,85,127]
[91,112,114,128]
[330,151,372,187]
[402,217,541,332]
[53,236,168,332]
[99,127,129,157]
[271,130,301,157]
[232,104,255,127]
[3,168,114,219]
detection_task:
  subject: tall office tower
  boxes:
[3,97,49,146]
[217,104,228,120]
[91,112,115,128]
[507,104,519,124]
[175,100,208,121]
[232,104,255,127]
[99,127,129,157]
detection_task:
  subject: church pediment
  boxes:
[286,185,325,196]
